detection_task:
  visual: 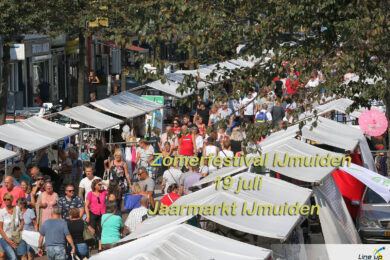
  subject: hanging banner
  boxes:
[142,96,164,137]
[340,162,390,202]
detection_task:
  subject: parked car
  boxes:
[356,188,390,243]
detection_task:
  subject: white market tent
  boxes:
[58,106,123,130]
[0,147,17,162]
[90,92,163,119]
[145,72,210,98]
[194,166,248,186]
[0,117,79,152]
[196,139,342,185]
[300,98,364,121]
[91,224,272,260]
[260,116,364,151]
[260,138,344,183]
[123,172,312,241]
[144,55,260,97]
[147,80,191,98]
[17,116,78,140]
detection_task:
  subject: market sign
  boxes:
[142,96,164,137]
[65,39,79,55]
[340,163,390,202]
[10,44,25,60]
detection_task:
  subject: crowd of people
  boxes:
[1,63,388,260]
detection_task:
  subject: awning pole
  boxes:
[78,131,82,159]
[4,160,7,176]
[109,129,112,145]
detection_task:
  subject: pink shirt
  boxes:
[0,186,25,208]
[86,190,107,215]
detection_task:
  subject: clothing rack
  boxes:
[106,140,157,145]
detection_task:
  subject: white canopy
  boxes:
[59,106,123,130]
[313,98,363,118]
[261,116,363,151]
[90,92,162,118]
[0,117,78,152]
[123,172,312,241]
[146,80,192,98]
[260,138,343,183]
[18,117,78,140]
[92,224,272,260]
[0,147,17,162]
[228,56,261,68]
[145,56,258,98]
[193,166,248,186]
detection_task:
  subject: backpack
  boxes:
[256,111,268,124]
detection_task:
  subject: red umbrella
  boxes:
[358,109,388,136]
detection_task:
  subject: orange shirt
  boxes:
[0,186,25,208]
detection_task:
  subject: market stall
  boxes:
[0,116,79,152]
[90,224,272,260]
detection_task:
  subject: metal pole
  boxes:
[4,160,7,176]
[78,131,82,159]
[109,129,112,145]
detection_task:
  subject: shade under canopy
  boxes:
[90,92,162,118]
[0,148,17,162]
[92,224,272,260]
[0,117,79,152]
[59,106,123,130]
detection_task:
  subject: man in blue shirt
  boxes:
[38,207,75,259]
[57,185,84,221]
[12,166,30,184]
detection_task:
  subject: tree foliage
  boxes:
[0,0,46,124]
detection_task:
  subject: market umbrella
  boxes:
[358,109,388,136]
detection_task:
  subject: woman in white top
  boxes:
[203,137,220,173]
[208,105,221,126]
[192,128,204,158]
[218,140,234,168]
[0,193,26,260]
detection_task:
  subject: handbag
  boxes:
[11,207,22,244]
[83,222,95,246]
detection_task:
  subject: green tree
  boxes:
[42,0,104,104]
[116,0,389,173]
[0,0,45,124]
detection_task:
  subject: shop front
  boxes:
[23,35,52,106]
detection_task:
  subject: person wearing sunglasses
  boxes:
[0,193,27,260]
[172,121,181,136]
[57,185,84,222]
[85,179,107,251]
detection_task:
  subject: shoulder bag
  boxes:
[101,213,115,227]
[11,207,22,244]
[83,221,95,246]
